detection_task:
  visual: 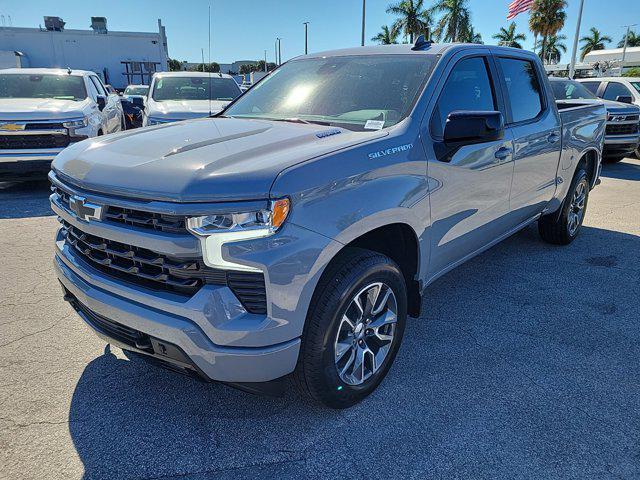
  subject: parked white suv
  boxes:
[0,68,124,180]
[143,71,241,126]
[577,77,640,107]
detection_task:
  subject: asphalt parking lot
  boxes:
[0,158,639,480]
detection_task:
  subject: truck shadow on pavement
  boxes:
[599,158,640,181]
[66,223,640,479]
[0,180,54,219]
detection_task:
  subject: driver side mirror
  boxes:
[443,111,504,143]
[615,95,633,104]
[96,95,106,111]
[435,111,504,162]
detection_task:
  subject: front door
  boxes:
[423,54,515,279]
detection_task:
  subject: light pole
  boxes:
[361,0,366,46]
[303,22,309,55]
[621,24,637,75]
[568,0,584,79]
[264,50,267,72]
[278,38,282,65]
[275,38,281,66]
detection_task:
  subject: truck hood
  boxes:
[52,117,387,202]
[0,98,90,120]
[147,99,230,119]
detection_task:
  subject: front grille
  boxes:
[24,122,65,130]
[606,123,639,135]
[59,220,267,313]
[53,185,186,234]
[0,134,70,149]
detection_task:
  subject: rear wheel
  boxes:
[294,248,407,409]
[538,167,590,245]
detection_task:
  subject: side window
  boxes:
[86,77,100,101]
[90,76,107,97]
[430,57,496,138]
[497,57,544,123]
[603,82,633,101]
[581,81,601,95]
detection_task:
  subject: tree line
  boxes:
[373,0,640,65]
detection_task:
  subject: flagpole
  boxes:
[568,0,585,79]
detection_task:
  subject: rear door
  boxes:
[494,55,561,223]
[423,52,515,278]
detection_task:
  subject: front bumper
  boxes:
[55,246,301,383]
[604,134,640,156]
[0,149,63,179]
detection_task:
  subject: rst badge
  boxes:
[68,196,104,222]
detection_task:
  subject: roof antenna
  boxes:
[411,31,432,51]
[66,67,72,75]
[208,3,212,117]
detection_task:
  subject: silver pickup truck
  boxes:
[50,42,606,408]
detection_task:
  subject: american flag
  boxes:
[507,0,534,19]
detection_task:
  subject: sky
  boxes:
[1,0,639,64]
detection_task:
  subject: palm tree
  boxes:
[617,30,640,48]
[459,21,483,44]
[580,27,612,61]
[386,0,432,44]
[431,0,472,43]
[529,0,567,64]
[372,25,400,45]
[536,34,566,64]
[492,22,527,48]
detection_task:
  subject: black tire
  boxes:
[293,248,407,409]
[538,167,590,245]
[635,146,639,159]
[121,115,127,131]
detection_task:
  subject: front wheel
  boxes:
[538,167,590,245]
[294,248,407,409]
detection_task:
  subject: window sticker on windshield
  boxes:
[364,119,385,130]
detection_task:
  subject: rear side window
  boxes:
[581,81,601,95]
[603,82,633,101]
[430,56,496,138]
[497,57,544,123]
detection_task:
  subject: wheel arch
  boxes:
[317,223,423,318]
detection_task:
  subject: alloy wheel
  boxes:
[334,282,397,386]
[568,179,587,236]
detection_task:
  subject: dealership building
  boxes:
[0,16,169,89]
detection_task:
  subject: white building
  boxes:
[0,16,169,89]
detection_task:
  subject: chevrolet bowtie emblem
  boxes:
[68,195,104,222]
[0,123,25,132]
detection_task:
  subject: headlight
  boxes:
[62,118,88,128]
[187,198,290,237]
[187,198,290,271]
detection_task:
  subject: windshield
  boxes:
[152,77,241,101]
[224,55,437,131]
[551,80,597,100]
[631,82,640,94]
[0,74,87,101]
[125,85,148,96]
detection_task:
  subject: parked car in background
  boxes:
[0,68,125,180]
[557,78,640,161]
[123,84,149,102]
[142,72,241,126]
[51,43,605,408]
[578,77,640,107]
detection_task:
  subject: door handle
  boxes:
[547,132,561,143]
[494,147,512,160]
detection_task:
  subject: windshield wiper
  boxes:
[271,117,332,126]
